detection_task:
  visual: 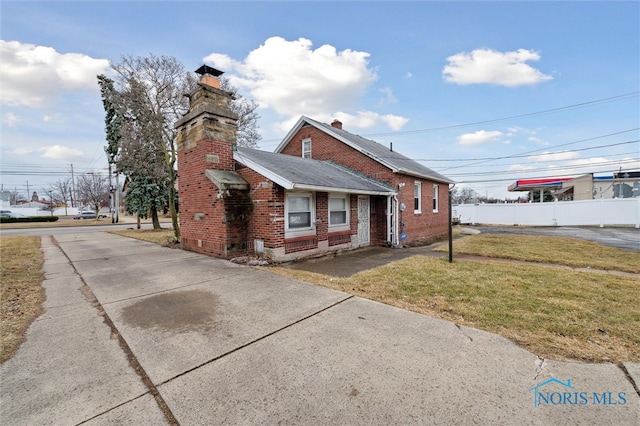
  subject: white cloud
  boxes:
[204,37,407,131]
[458,130,503,145]
[404,72,413,79]
[378,87,397,106]
[528,151,580,162]
[0,40,110,107]
[3,112,19,127]
[528,136,549,146]
[508,164,536,172]
[334,111,409,130]
[38,145,83,159]
[9,147,33,155]
[443,48,552,87]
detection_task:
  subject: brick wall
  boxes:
[280,124,449,244]
[236,167,285,251]
[175,79,250,258]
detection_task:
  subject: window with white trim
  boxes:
[285,193,314,236]
[302,138,312,159]
[328,194,349,229]
[433,184,439,212]
[414,181,422,213]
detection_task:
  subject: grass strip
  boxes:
[0,236,44,363]
[109,229,178,247]
[435,234,640,273]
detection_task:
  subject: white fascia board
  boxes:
[292,183,395,196]
[397,169,455,184]
[233,152,295,189]
[274,116,309,153]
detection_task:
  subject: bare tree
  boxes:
[105,56,263,235]
[451,187,478,204]
[221,78,261,148]
[8,190,26,206]
[110,55,195,238]
[48,178,72,215]
[76,173,109,215]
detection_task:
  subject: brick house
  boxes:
[176,66,453,261]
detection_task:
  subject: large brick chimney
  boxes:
[175,66,250,258]
[175,65,238,170]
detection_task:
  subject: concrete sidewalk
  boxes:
[1,232,638,425]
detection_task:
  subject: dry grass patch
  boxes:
[0,236,44,363]
[109,229,178,247]
[435,234,640,273]
[0,218,113,229]
[268,256,640,363]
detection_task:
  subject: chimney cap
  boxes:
[195,65,224,77]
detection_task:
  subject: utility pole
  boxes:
[70,164,76,207]
[26,181,30,202]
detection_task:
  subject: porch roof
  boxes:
[234,147,396,195]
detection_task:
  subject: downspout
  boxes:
[392,194,400,248]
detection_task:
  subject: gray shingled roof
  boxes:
[281,116,454,184]
[235,147,395,195]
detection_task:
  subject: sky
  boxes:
[1,0,639,200]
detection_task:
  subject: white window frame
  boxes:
[285,192,315,238]
[302,138,312,159]
[433,184,439,212]
[414,181,422,213]
[328,193,350,232]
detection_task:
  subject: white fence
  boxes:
[454,198,640,228]
[6,207,108,217]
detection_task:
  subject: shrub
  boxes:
[0,216,59,223]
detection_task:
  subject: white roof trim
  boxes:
[275,116,401,173]
[292,184,395,196]
[274,116,309,153]
[275,116,454,184]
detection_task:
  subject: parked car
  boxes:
[0,210,27,218]
[74,211,97,220]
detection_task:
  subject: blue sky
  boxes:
[1,1,638,200]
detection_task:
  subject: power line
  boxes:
[435,150,640,172]
[363,91,639,137]
[412,136,639,163]
[445,158,639,178]
[438,130,639,172]
[255,91,640,147]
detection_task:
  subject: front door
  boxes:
[357,196,370,246]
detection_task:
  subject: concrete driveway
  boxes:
[1,232,638,425]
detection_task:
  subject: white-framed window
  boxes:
[285,192,314,236]
[433,184,439,212]
[414,181,422,213]
[328,193,349,230]
[302,138,312,159]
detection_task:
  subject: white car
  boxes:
[0,210,27,219]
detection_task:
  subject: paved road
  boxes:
[472,226,640,252]
[1,232,638,425]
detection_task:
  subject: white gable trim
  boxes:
[275,116,454,184]
[275,116,402,174]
